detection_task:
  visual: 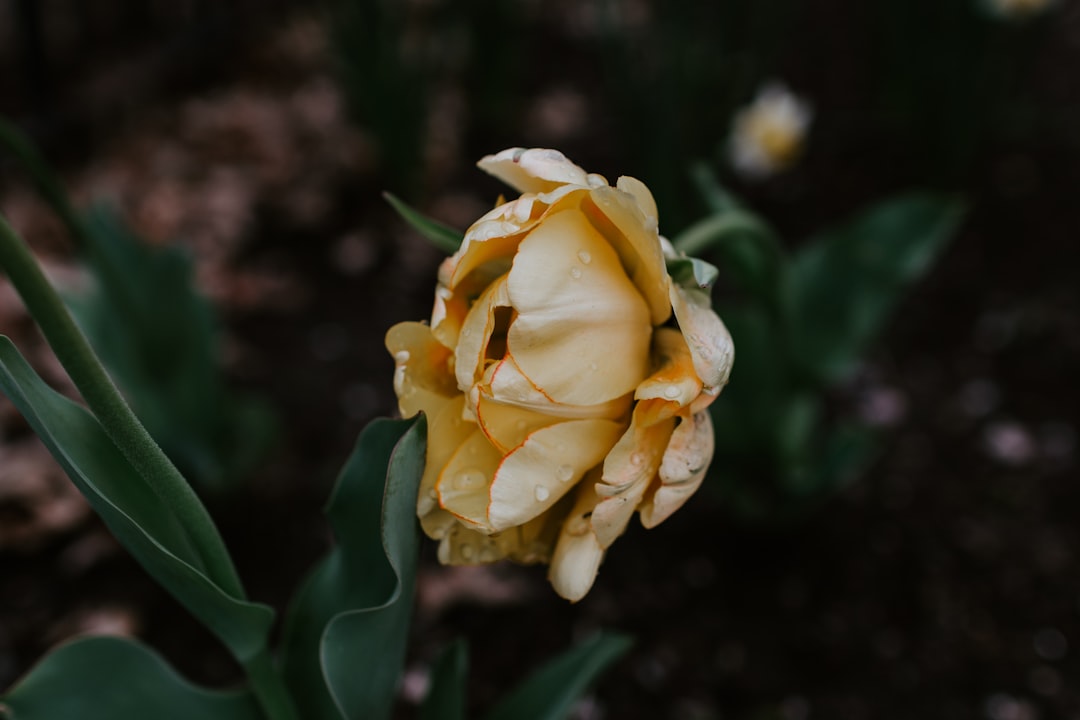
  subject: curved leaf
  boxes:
[484,633,632,720]
[280,417,426,720]
[0,338,274,662]
[0,636,260,720]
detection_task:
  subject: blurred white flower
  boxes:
[983,0,1056,19]
[728,83,812,179]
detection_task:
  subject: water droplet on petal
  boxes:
[460,544,474,560]
[664,385,681,399]
[516,419,528,430]
[556,464,574,482]
[577,250,592,264]
[534,485,551,502]
[569,267,582,279]
[630,452,644,466]
[453,469,485,490]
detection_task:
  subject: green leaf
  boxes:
[68,204,271,492]
[665,255,719,292]
[420,640,469,720]
[0,338,274,662]
[280,417,426,720]
[0,636,260,720]
[484,633,632,720]
[384,192,463,254]
[670,208,788,317]
[789,193,965,383]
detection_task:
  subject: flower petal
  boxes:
[438,505,567,566]
[488,418,625,531]
[385,321,458,419]
[548,477,606,602]
[454,274,512,393]
[670,284,735,395]
[436,428,501,532]
[640,410,713,528]
[507,207,652,406]
[582,185,672,326]
[483,356,634,420]
[591,412,676,549]
[616,176,658,225]
[478,148,589,195]
[417,396,474,540]
[475,390,559,454]
[633,327,703,427]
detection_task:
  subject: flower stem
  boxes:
[0,214,244,595]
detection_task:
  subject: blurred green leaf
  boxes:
[67,204,274,492]
[789,193,965,384]
[709,305,790,461]
[280,417,426,720]
[383,192,463,254]
[690,161,741,215]
[420,640,469,720]
[1,636,260,720]
[672,207,787,317]
[0,338,274,662]
[484,633,632,720]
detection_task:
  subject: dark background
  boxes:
[1,1,1079,718]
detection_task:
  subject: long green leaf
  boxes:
[0,339,274,662]
[383,193,463,254]
[789,193,965,383]
[0,636,260,720]
[484,633,632,720]
[420,640,469,720]
[280,417,426,720]
[69,204,275,492]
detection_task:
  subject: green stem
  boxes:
[0,215,245,598]
[671,209,776,257]
[243,651,300,720]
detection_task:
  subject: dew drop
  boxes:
[577,250,592,264]
[460,544,474,560]
[630,452,644,466]
[394,350,410,364]
[534,485,551,502]
[556,464,574,483]
[453,469,485,490]
[569,266,583,279]
[515,419,528,431]
[664,385,681,399]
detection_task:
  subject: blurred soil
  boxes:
[1,5,1080,720]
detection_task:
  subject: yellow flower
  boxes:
[386,148,734,601]
[729,83,812,179]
